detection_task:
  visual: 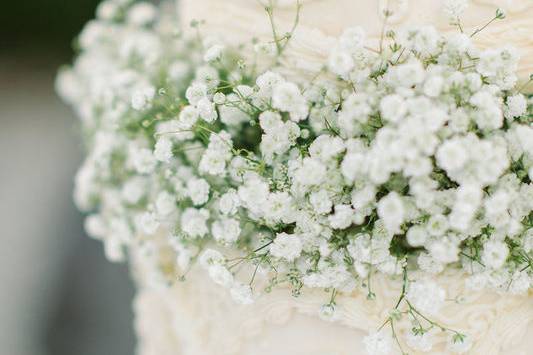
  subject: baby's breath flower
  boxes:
[60,4,533,349]
[137,211,159,235]
[272,82,308,122]
[127,2,157,26]
[132,148,157,174]
[270,233,302,262]
[187,178,210,206]
[447,333,472,354]
[213,92,226,105]
[208,264,234,287]
[212,217,241,244]
[230,283,254,305]
[185,82,208,106]
[377,192,405,234]
[197,97,218,122]
[131,86,155,110]
[406,279,446,315]
[181,208,209,238]
[481,240,509,269]
[328,204,355,230]
[405,329,435,352]
[203,44,225,62]
[178,106,199,129]
[505,94,527,118]
[154,137,173,163]
[155,191,176,216]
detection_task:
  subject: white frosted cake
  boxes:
[128,1,533,355]
[55,0,533,353]
[179,0,532,86]
[133,255,533,355]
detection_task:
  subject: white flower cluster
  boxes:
[59,1,532,353]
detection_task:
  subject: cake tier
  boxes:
[179,0,532,86]
[128,2,533,354]
[133,258,533,355]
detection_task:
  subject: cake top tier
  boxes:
[179,0,532,82]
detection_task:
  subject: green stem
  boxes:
[379,0,391,53]
[470,16,498,38]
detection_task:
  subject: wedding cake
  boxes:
[57,0,533,354]
[179,0,533,85]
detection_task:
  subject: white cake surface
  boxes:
[133,260,533,355]
[132,234,533,355]
[179,0,532,85]
[131,1,533,354]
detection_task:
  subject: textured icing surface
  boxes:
[133,256,533,355]
[179,0,533,84]
[129,2,533,354]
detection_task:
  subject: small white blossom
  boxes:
[380,94,407,123]
[406,225,427,247]
[208,264,234,287]
[309,189,333,215]
[132,148,156,174]
[122,177,146,204]
[406,279,446,315]
[505,94,527,118]
[197,97,218,122]
[428,238,460,264]
[178,106,199,129]
[154,137,173,163]
[293,157,327,187]
[272,82,308,122]
[185,82,208,106]
[155,191,176,216]
[138,211,159,235]
[377,192,405,234]
[199,249,225,268]
[481,240,509,269]
[426,214,449,236]
[318,303,337,321]
[213,92,226,104]
[203,44,224,62]
[218,189,240,215]
[447,334,472,354]
[131,86,155,110]
[270,233,302,262]
[423,76,444,97]
[256,71,285,98]
[212,218,241,243]
[187,178,210,206]
[84,214,107,239]
[308,135,345,162]
[96,1,119,20]
[127,2,157,26]
[181,208,209,238]
[328,204,354,230]
[436,138,468,172]
[405,329,435,352]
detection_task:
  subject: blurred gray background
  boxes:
[0,1,136,355]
